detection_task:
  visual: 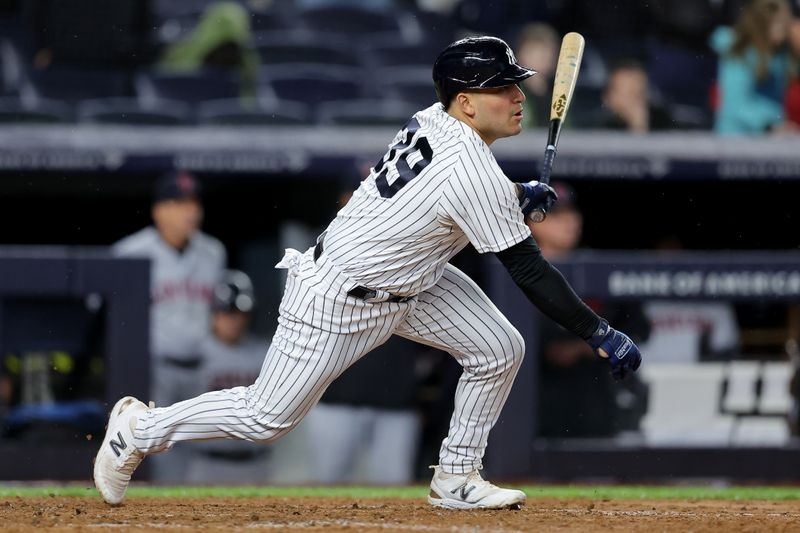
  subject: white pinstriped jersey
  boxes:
[322,103,530,297]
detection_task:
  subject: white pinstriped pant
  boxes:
[133,247,524,474]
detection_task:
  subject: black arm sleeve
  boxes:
[495,236,601,340]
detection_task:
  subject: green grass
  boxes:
[1,484,800,500]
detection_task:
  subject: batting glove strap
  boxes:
[517,180,558,217]
[588,319,642,381]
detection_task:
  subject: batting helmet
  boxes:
[432,36,536,107]
[212,269,255,313]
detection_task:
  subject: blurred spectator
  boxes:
[529,182,650,437]
[639,236,741,363]
[514,22,559,129]
[595,59,674,132]
[710,0,798,135]
[159,1,259,98]
[185,269,272,485]
[112,170,226,483]
[785,18,800,126]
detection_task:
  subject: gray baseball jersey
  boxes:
[132,103,530,475]
[112,227,227,360]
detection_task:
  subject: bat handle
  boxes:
[529,144,558,223]
[539,144,557,185]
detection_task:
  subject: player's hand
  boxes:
[516,180,557,218]
[587,319,642,381]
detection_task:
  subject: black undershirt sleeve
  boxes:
[495,236,601,340]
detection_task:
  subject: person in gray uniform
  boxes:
[184,269,271,485]
[111,170,226,482]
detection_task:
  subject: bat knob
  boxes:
[529,209,547,224]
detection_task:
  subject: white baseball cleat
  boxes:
[428,465,526,510]
[93,396,149,505]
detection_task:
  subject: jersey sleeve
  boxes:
[110,228,150,258]
[439,143,531,253]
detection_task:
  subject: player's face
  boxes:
[467,84,526,144]
[213,310,250,345]
[152,197,203,248]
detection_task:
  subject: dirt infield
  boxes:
[3,496,800,532]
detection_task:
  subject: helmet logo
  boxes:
[505,47,516,65]
[552,94,567,118]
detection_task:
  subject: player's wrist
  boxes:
[587,319,611,352]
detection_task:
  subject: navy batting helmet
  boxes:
[432,36,536,107]
[213,270,255,313]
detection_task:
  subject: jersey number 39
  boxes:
[374,118,434,199]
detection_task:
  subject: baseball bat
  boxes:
[529,32,584,223]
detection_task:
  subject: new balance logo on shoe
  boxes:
[109,432,127,457]
[451,484,476,501]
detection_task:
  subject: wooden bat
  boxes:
[529,32,584,223]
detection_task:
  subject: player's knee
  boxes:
[505,326,525,369]
[479,326,524,376]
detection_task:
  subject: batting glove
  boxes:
[517,180,558,218]
[587,319,642,381]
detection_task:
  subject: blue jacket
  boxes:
[710,27,790,135]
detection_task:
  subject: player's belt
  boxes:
[161,355,202,369]
[314,238,412,303]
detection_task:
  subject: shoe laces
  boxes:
[432,465,496,489]
[463,468,498,491]
[117,448,143,476]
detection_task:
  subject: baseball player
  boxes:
[95,36,642,510]
[111,170,226,482]
[184,270,272,485]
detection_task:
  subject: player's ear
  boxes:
[455,92,476,117]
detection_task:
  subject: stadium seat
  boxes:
[27,0,150,69]
[640,362,735,446]
[759,361,794,414]
[136,69,242,105]
[22,67,132,104]
[196,98,311,125]
[297,6,403,38]
[77,97,191,125]
[667,103,713,130]
[0,96,71,123]
[260,65,364,111]
[360,37,439,70]
[374,67,438,109]
[722,360,760,414]
[249,10,288,32]
[317,99,418,126]
[569,85,605,128]
[154,12,204,46]
[152,0,216,21]
[255,32,360,68]
[0,40,23,96]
